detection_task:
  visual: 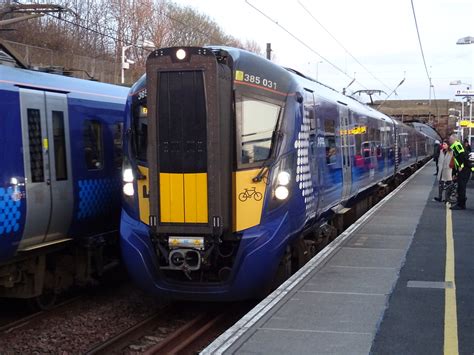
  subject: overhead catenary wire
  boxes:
[245,0,368,90]
[410,0,431,82]
[297,0,393,93]
[377,77,406,109]
[410,0,438,124]
[411,0,440,125]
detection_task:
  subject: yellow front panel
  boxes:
[159,173,171,223]
[233,169,267,232]
[184,173,208,223]
[195,173,208,222]
[137,166,150,224]
[184,174,197,222]
[160,173,185,223]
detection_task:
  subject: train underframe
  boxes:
[0,232,120,309]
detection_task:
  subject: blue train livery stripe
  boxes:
[77,178,122,220]
[0,187,22,236]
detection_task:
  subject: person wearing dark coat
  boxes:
[449,134,472,210]
[433,140,441,175]
[463,138,471,153]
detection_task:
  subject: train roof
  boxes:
[136,46,421,134]
[0,64,129,104]
[408,121,442,141]
[213,46,397,125]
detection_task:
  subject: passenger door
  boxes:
[18,89,73,248]
[339,105,352,200]
[43,92,73,242]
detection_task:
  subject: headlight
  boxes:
[277,171,291,186]
[123,168,134,183]
[123,182,135,196]
[176,48,186,60]
[275,186,289,200]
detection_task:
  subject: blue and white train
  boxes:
[0,46,128,308]
[120,47,437,301]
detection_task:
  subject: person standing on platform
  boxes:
[434,141,453,202]
[449,134,472,210]
[463,138,471,153]
[433,140,441,175]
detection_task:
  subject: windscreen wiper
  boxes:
[252,130,283,182]
[252,160,272,183]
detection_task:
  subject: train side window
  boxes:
[324,119,337,165]
[52,111,68,180]
[27,108,45,182]
[83,120,103,170]
[362,141,371,158]
[134,104,148,162]
[113,123,123,169]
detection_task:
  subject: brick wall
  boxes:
[372,99,463,139]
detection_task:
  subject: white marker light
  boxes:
[10,177,18,185]
[123,168,134,183]
[277,171,291,186]
[176,49,186,60]
[275,186,289,200]
[123,182,135,196]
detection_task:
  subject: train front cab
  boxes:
[120,47,298,300]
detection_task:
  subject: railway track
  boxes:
[85,302,252,354]
[0,296,83,334]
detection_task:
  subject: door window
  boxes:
[27,108,45,182]
[52,111,68,180]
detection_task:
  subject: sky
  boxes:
[172,0,473,102]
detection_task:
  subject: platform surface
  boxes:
[203,164,474,354]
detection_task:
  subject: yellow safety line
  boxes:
[444,204,458,355]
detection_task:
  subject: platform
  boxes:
[203,164,474,354]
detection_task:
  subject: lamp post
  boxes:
[450,80,473,142]
[448,108,462,136]
[454,36,474,143]
[121,45,133,84]
[121,40,155,84]
[315,60,323,81]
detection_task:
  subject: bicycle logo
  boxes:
[238,187,263,202]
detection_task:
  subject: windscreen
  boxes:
[239,97,281,164]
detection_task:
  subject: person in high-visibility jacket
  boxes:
[449,134,472,210]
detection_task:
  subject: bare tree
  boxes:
[0,0,262,84]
